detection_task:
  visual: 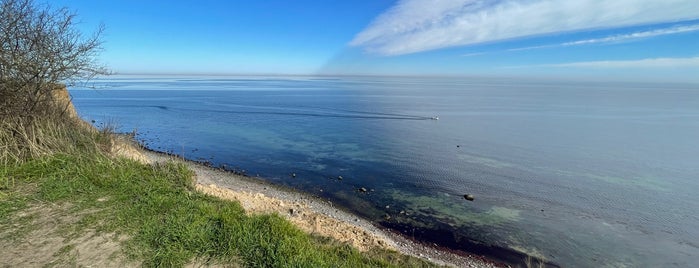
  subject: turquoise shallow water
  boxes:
[70,75,699,267]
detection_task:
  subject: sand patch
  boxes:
[0,204,133,268]
[196,183,392,252]
[110,134,150,164]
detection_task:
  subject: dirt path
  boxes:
[0,203,134,268]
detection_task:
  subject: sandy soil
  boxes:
[144,151,506,268]
[0,203,135,268]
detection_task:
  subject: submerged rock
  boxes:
[463,194,475,201]
[358,187,367,193]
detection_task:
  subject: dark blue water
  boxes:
[70,76,699,267]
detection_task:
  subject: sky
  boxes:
[47,0,699,82]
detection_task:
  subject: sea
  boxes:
[69,75,699,267]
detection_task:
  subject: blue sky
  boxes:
[49,0,699,82]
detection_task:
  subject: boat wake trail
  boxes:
[179,104,434,120]
[102,104,437,120]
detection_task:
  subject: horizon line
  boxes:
[104,72,699,85]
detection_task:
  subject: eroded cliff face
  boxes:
[51,85,80,119]
[109,135,151,164]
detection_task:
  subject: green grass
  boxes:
[1,148,435,267]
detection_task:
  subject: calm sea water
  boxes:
[70,76,699,267]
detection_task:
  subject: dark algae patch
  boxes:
[381,221,559,268]
[330,188,560,267]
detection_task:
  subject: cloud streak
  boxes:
[351,0,699,56]
[509,23,699,51]
[541,56,699,68]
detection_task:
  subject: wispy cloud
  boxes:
[509,23,699,51]
[351,0,699,56]
[460,52,488,57]
[540,56,699,68]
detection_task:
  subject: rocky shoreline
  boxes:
[141,149,506,268]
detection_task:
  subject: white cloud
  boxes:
[351,0,699,56]
[509,23,699,51]
[544,56,699,68]
[460,52,488,57]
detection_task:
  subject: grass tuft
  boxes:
[0,115,110,166]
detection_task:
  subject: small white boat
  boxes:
[431,116,439,120]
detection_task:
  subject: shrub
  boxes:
[0,0,106,118]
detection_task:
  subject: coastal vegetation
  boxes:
[0,125,432,267]
[0,0,434,266]
[0,0,107,119]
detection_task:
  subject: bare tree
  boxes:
[0,0,107,119]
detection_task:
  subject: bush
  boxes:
[0,0,106,118]
[0,0,109,163]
